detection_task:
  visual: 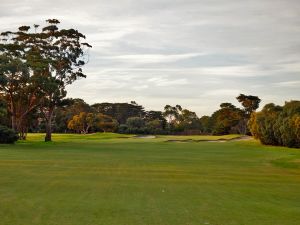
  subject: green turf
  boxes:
[0,133,299,225]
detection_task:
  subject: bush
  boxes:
[145,119,164,134]
[118,124,128,134]
[249,101,300,148]
[0,125,19,144]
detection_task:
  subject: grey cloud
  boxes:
[1,0,300,115]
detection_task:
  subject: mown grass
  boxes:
[0,133,299,225]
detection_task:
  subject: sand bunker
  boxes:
[165,136,253,143]
[134,135,156,139]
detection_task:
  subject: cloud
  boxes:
[273,80,300,87]
[102,53,202,64]
[202,89,242,97]
[1,0,300,115]
[148,77,189,87]
[132,85,149,91]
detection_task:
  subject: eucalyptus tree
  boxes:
[163,105,182,124]
[0,19,91,141]
[0,54,40,139]
[236,94,261,117]
[177,109,200,130]
[235,94,261,134]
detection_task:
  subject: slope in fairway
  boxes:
[0,133,299,225]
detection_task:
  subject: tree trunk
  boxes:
[14,116,26,140]
[45,120,52,142]
[19,122,27,140]
[85,125,90,134]
[44,107,54,142]
[9,98,17,131]
[11,114,16,131]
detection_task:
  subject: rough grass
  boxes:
[0,133,299,225]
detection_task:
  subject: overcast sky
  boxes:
[1,0,300,115]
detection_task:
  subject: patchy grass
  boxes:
[0,133,299,225]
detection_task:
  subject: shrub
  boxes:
[145,119,164,134]
[249,101,300,148]
[126,117,145,129]
[0,125,19,144]
[118,124,128,134]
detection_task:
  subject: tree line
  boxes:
[0,93,262,136]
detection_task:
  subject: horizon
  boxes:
[1,0,299,115]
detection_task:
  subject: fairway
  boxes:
[0,133,300,225]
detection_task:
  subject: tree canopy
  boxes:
[0,19,91,141]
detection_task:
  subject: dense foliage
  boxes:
[0,97,8,126]
[92,102,145,124]
[0,125,18,144]
[67,112,118,133]
[0,92,264,137]
[198,94,261,135]
[45,94,260,136]
[249,101,300,148]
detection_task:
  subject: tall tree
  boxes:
[38,19,92,141]
[177,109,200,130]
[236,94,261,116]
[163,105,182,126]
[0,19,91,141]
[236,94,261,134]
[0,54,41,139]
